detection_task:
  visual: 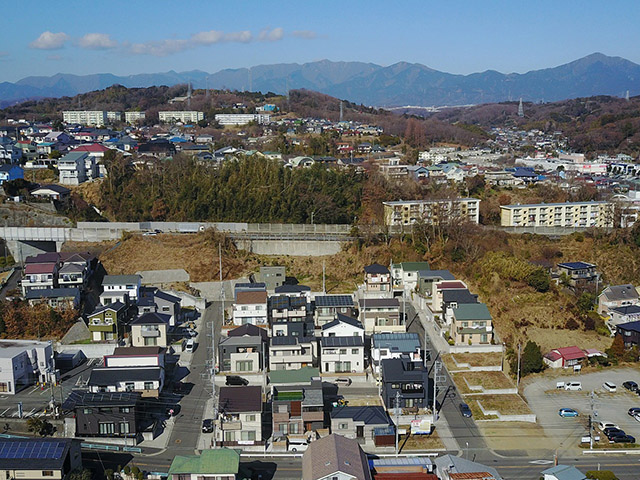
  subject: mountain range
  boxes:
[1,53,639,108]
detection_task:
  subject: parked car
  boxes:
[288,438,309,452]
[564,382,582,391]
[604,428,626,440]
[559,408,579,417]
[185,328,197,338]
[183,339,195,353]
[202,419,213,433]
[623,381,638,392]
[335,378,352,386]
[460,403,473,418]
[634,413,640,423]
[598,421,619,431]
[226,375,249,386]
[628,407,640,417]
[602,382,617,393]
[610,434,635,444]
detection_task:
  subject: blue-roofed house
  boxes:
[364,263,391,294]
[330,406,391,446]
[541,464,586,480]
[314,294,355,326]
[321,336,364,373]
[556,262,599,288]
[0,164,23,184]
[372,332,422,374]
[0,438,83,479]
[25,287,80,309]
[616,320,640,349]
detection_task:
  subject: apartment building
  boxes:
[62,110,108,126]
[383,198,480,227]
[158,111,204,123]
[500,201,614,228]
[214,113,271,125]
[125,111,146,123]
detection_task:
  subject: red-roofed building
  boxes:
[432,280,468,312]
[74,143,109,155]
[23,262,58,294]
[543,346,586,369]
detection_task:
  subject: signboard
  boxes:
[410,418,432,435]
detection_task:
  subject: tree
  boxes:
[48,150,62,160]
[586,471,619,480]
[68,469,92,480]
[606,334,625,360]
[26,418,54,436]
[527,269,550,292]
[576,292,595,314]
[520,341,544,376]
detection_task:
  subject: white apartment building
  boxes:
[62,110,108,126]
[0,340,55,394]
[158,111,204,123]
[214,114,271,126]
[500,201,614,228]
[125,111,146,123]
[107,111,122,122]
[383,198,480,227]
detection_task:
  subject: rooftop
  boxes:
[168,448,240,475]
[364,263,390,275]
[236,290,268,305]
[218,386,262,413]
[322,313,363,331]
[315,295,354,307]
[102,274,141,286]
[0,438,75,470]
[269,366,319,385]
[557,262,596,270]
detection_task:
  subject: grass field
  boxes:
[443,352,503,371]
[475,394,533,416]
[455,371,515,394]
[398,426,445,451]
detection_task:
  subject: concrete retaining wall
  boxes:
[448,355,503,373]
[476,400,537,423]
[56,343,116,358]
[236,239,343,256]
[166,290,207,311]
[449,344,504,354]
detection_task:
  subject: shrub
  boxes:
[526,268,550,292]
[586,471,619,480]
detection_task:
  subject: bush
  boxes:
[586,471,619,480]
[526,268,550,292]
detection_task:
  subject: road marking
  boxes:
[529,460,554,464]
[0,408,10,416]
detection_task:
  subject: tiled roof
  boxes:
[236,290,267,305]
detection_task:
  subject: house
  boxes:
[272,377,325,441]
[417,269,455,296]
[381,355,430,412]
[233,290,268,327]
[434,455,503,480]
[314,295,355,326]
[0,438,82,480]
[390,262,430,291]
[59,251,96,288]
[216,386,263,447]
[359,297,402,334]
[137,139,176,158]
[330,406,391,446]
[25,287,80,309]
[274,284,312,300]
[88,366,164,397]
[442,289,479,325]
[615,320,640,348]
[321,336,364,373]
[557,262,599,288]
[609,305,640,330]
[543,346,587,369]
[30,184,71,201]
[449,303,493,345]
[234,282,266,300]
[364,263,392,294]
[269,336,317,370]
[598,284,640,315]
[431,281,468,312]
[302,434,372,480]
[258,266,286,292]
[130,312,170,348]
[22,253,60,295]
[0,164,24,184]
[138,287,182,327]
[87,301,127,342]
[58,151,90,185]
[67,391,141,440]
[269,295,308,323]
[104,346,166,369]
[541,464,586,480]
[0,340,55,394]
[168,448,240,480]
[101,274,142,304]
[372,333,422,375]
[218,333,266,374]
[321,314,364,339]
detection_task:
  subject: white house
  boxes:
[233,290,268,327]
[371,333,422,374]
[321,314,364,340]
[321,336,364,373]
[101,274,142,304]
[216,386,263,447]
[269,336,316,370]
[0,340,55,394]
[390,261,431,291]
[58,151,90,185]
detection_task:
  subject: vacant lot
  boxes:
[399,426,445,451]
[474,394,533,416]
[479,421,555,451]
[455,371,515,394]
[443,352,503,372]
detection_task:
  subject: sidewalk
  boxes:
[409,294,450,354]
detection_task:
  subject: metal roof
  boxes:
[315,295,354,307]
[322,336,363,347]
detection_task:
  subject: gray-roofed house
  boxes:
[434,454,502,480]
[442,289,479,325]
[88,366,164,397]
[321,314,364,339]
[372,333,422,374]
[101,274,142,304]
[216,386,263,447]
[314,295,355,326]
[275,284,312,300]
[321,336,364,373]
[130,312,170,348]
[598,284,640,315]
[609,305,640,330]
[272,378,325,444]
[417,269,456,296]
[364,263,391,294]
[25,287,80,309]
[358,297,402,335]
[541,464,586,480]
[68,391,142,440]
[138,287,182,327]
[450,303,493,345]
[87,301,127,342]
[30,184,71,201]
[330,406,391,446]
[381,355,430,412]
[0,438,82,480]
[218,333,266,374]
[269,336,317,370]
[302,433,372,480]
[258,265,286,292]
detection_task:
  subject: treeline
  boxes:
[99,154,363,224]
[0,301,78,339]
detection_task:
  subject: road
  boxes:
[0,267,20,300]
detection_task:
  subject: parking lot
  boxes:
[523,368,640,451]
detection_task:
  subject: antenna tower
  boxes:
[517,98,524,117]
[340,101,344,122]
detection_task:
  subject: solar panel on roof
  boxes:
[0,440,65,459]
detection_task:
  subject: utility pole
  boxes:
[589,391,598,450]
[394,390,400,457]
[432,360,442,423]
[322,261,326,294]
[516,343,522,389]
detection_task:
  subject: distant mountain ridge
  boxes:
[1,53,639,108]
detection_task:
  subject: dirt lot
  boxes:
[454,371,515,394]
[478,421,555,452]
[443,352,503,372]
[399,426,445,451]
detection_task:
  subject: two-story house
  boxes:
[58,252,96,290]
[233,290,268,327]
[321,314,364,339]
[0,438,83,480]
[168,448,239,480]
[101,274,142,304]
[219,326,267,374]
[86,301,127,342]
[58,151,90,185]
[269,336,317,370]
[216,386,263,447]
[320,336,364,373]
[442,289,479,325]
[358,297,402,335]
[390,261,430,291]
[69,391,142,441]
[88,350,165,398]
[449,303,493,345]
[381,355,430,412]
[314,295,355,326]
[417,269,455,297]
[130,312,169,348]
[372,333,423,375]
[616,320,640,348]
[556,262,599,289]
[270,295,313,338]
[364,263,391,294]
[598,284,640,316]
[22,253,60,295]
[330,406,391,447]
[138,287,182,327]
[431,281,467,313]
[272,376,325,440]
[302,434,372,480]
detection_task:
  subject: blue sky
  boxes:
[1,0,639,82]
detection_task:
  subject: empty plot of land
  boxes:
[478,421,556,452]
[455,371,515,394]
[399,426,445,451]
[443,352,503,371]
[474,394,533,416]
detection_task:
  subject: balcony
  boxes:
[302,410,324,422]
[216,419,242,430]
[141,328,160,338]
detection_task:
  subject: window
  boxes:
[246,414,256,422]
[236,360,253,372]
[339,349,347,355]
[99,422,115,435]
[98,407,113,414]
[83,408,93,414]
[241,430,256,441]
[278,423,288,434]
[351,349,359,354]
[339,423,348,429]
[224,431,234,442]
[42,472,54,477]
[119,407,130,414]
[119,422,130,435]
[162,306,170,312]
[289,423,300,434]
[143,382,154,390]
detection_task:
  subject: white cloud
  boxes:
[259,27,284,42]
[292,30,317,39]
[79,33,117,50]
[29,31,69,50]
[129,29,259,56]
[129,39,190,56]
[223,31,252,43]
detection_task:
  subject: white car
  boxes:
[602,382,617,393]
[634,413,640,423]
[598,421,619,431]
[564,382,583,391]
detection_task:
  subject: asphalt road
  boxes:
[0,267,20,300]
